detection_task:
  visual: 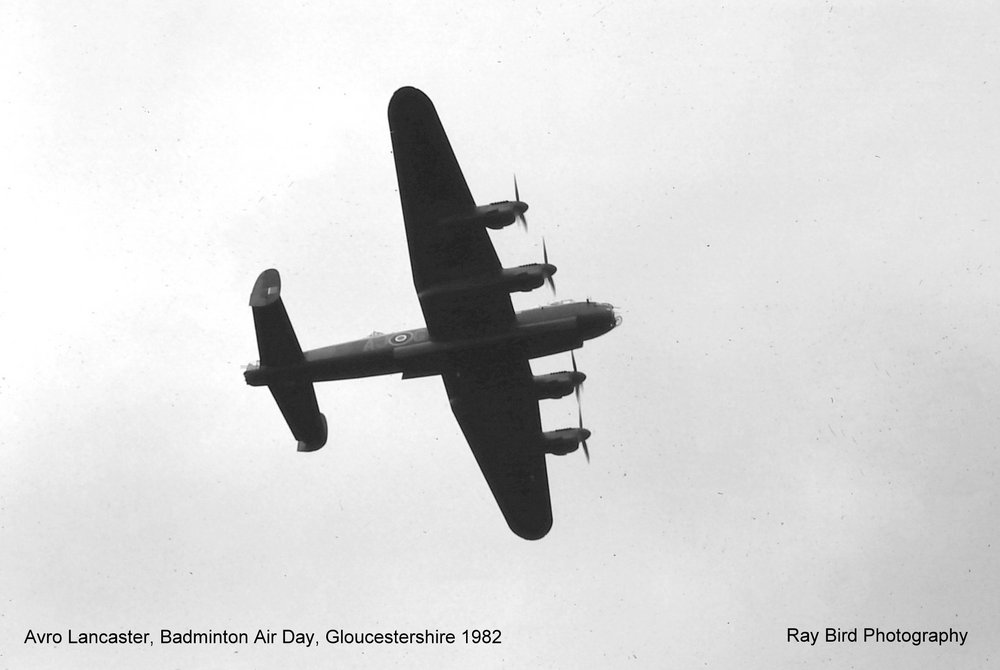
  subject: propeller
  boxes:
[572,350,589,462]
[543,238,556,294]
[571,350,583,401]
[514,174,528,230]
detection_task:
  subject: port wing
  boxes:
[388,86,515,340]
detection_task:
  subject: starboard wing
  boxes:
[388,86,515,340]
[442,346,552,540]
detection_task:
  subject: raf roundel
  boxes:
[389,332,412,346]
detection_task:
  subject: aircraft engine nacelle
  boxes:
[533,371,586,400]
[501,264,555,293]
[438,201,527,230]
[542,428,591,456]
[477,202,520,230]
[418,263,556,302]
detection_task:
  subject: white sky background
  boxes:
[2,1,998,667]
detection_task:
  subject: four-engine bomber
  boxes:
[244,86,620,539]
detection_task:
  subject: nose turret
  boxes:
[578,302,620,340]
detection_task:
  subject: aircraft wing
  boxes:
[442,347,552,540]
[388,86,515,340]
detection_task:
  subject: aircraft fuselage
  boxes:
[244,300,618,387]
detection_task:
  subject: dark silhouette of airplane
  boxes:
[244,86,620,539]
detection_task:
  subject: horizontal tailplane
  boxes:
[248,269,327,451]
[268,382,328,452]
[250,269,304,367]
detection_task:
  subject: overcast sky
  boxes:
[2,1,998,667]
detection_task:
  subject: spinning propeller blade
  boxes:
[573,350,589,462]
[571,350,582,401]
[543,238,556,293]
[514,174,527,230]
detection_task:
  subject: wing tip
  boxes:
[388,86,435,124]
[391,85,429,103]
[510,517,553,541]
[506,504,553,540]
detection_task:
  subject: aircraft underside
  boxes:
[244,86,620,539]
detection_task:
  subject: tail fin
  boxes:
[249,269,328,452]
